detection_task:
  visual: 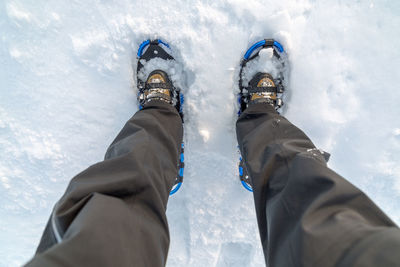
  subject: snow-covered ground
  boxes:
[1,0,400,266]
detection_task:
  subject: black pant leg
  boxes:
[26,101,183,267]
[236,103,400,267]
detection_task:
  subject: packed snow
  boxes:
[1,0,400,266]
[137,57,187,90]
[240,47,288,88]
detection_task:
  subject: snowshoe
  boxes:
[136,39,185,195]
[237,39,288,192]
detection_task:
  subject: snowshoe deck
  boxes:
[237,39,287,192]
[136,39,185,195]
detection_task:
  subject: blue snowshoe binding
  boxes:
[237,39,287,192]
[137,39,185,195]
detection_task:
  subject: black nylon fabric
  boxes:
[236,103,400,267]
[26,101,183,267]
[26,100,400,267]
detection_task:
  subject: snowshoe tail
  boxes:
[170,142,185,195]
[238,157,253,192]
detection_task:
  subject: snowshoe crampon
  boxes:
[237,39,287,192]
[137,39,185,195]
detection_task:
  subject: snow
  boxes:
[137,57,187,90]
[1,0,400,266]
[240,47,288,88]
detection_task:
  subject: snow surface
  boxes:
[138,57,186,90]
[1,0,400,266]
[241,47,288,88]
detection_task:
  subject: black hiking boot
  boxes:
[247,72,282,108]
[136,40,184,120]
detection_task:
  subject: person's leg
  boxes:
[26,101,183,267]
[237,103,400,266]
